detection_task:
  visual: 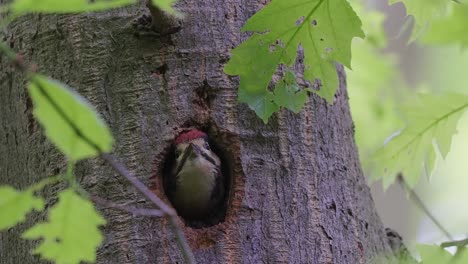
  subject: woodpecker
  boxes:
[169,129,224,220]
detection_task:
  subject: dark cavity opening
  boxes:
[160,128,232,228]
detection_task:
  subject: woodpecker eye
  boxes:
[175,149,182,157]
[204,141,210,149]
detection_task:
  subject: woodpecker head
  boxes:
[173,129,218,174]
[174,129,209,157]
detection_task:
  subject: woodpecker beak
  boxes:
[174,143,201,176]
[190,143,202,156]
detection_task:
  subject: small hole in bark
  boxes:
[25,94,35,136]
[194,80,216,109]
[154,63,168,75]
[218,57,228,64]
[159,124,233,228]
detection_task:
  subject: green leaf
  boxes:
[418,244,452,264]
[224,0,364,121]
[347,2,403,167]
[348,39,403,166]
[28,74,114,161]
[418,244,468,264]
[23,189,106,264]
[371,93,468,188]
[350,1,387,48]
[0,186,44,231]
[150,0,181,17]
[239,89,279,124]
[389,0,447,40]
[10,0,135,15]
[224,33,283,95]
[273,72,308,113]
[423,4,468,48]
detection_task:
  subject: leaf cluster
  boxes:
[224,0,364,123]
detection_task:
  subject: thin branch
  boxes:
[100,153,175,216]
[399,174,468,255]
[168,216,195,262]
[0,41,28,72]
[397,174,454,241]
[441,238,468,248]
[0,40,16,60]
[91,195,164,217]
[0,38,196,264]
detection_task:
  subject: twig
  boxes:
[398,173,468,256]
[100,153,175,215]
[441,238,468,249]
[91,195,164,217]
[0,38,196,264]
[397,174,454,241]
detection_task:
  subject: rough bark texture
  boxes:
[0,1,393,263]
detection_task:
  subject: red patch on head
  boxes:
[175,129,207,144]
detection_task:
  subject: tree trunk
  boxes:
[0,1,394,263]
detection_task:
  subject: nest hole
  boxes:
[159,125,234,229]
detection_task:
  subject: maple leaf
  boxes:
[371,93,468,188]
[225,0,364,122]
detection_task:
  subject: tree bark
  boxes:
[0,1,394,263]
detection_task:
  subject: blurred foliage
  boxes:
[28,75,114,161]
[347,1,405,173]
[371,93,468,188]
[6,0,179,17]
[389,0,448,41]
[9,0,135,14]
[0,186,44,230]
[423,3,468,48]
[417,244,468,264]
[348,0,468,187]
[23,189,106,264]
[348,1,468,261]
[150,0,181,17]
